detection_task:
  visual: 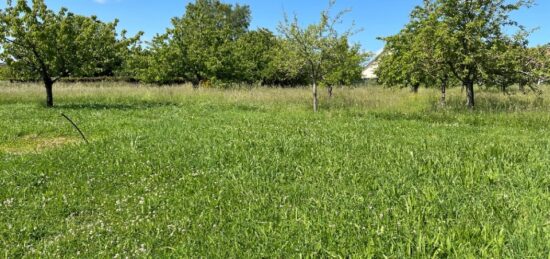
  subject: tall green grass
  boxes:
[1,82,549,257]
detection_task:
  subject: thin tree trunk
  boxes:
[45,79,54,107]
[313,80,318,112]
[465,81,475,109]
[191,80,199,89]
[411,83,420,93]
[191,74,201,89]
[328,85,333,98]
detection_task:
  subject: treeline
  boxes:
[375,0,550,108]
[3,0,550,110]
[0,0,366,108]
[123,0,366,88]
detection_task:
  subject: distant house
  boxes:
[361,51,383,80]
[361,60,379,80]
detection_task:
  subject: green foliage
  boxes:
[130,0,367,89]
[262,38,309,86]
[231,29,278,84]
[1,83,549,257]
[0,63,9,80]
[483,34,530,92]
[433,0,532,107]
[378,0,533,108]
[279,1,347,85]
[1,0,365,90]
[524,44,550,85]
[151,0,251,86]
[123,34,183,84]
[0,0,140,106]
[377,1,449,91]
[175,0,250,85]
[278,0,364,111]
[322,37,368,87]
[377,16,426,88]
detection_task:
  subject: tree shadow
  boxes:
[369,93,550,129]
[440,94,546,112]
[54,101,181,110]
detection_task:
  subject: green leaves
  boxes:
[278,1,365,111]
[0,0,141,105]
[377,0,534,107]
[322,37,367,87]
[170,0,251,85]
[131,0,268,86]
[130,0,364,89]
[0,0,139,79]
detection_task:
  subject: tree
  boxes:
[279,0,357,112]
[414,1,455,105]
[377,1,453,105]
[322,37,368,97]
[431,0,533,108]
[232,29,278,84]
[525,44,550,88]
[0,0,140,107]
[378,0,532,108]
[262,38,309,86]
[169,0,251,87]
[483,33,530,94]
[377,28,432,94]
[124,33,184,84]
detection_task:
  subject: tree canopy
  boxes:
[279,0,367,112]
[377,0,534,108]
[125,0,366,95]
[130,0,254,86]
[2,0,547,111]
[0,0,141,106]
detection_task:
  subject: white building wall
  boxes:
[361,62,379,79]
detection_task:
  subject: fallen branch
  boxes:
[61,113,89,144]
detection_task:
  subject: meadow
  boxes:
[0,82,549,257]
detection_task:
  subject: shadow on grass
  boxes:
[54,101,181,110]
[439,94,546,112]
[369,93,550,129]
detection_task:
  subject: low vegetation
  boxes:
[1,0,549,257]
[1,83,549,257]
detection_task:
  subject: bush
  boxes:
[0,65,9,80]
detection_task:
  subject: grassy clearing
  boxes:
[1,82,549,257]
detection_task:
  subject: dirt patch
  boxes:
[1,135,80,155]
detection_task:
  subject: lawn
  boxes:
[1,82,549,257]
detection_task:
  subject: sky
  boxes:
[1,0,549,53]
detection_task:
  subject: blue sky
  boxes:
[2,0,549,53]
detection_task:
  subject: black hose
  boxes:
[61,113,89,144]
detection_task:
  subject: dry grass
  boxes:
[1,81,548,113]
[0,134,79,155]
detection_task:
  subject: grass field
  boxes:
[1,82,549,257]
